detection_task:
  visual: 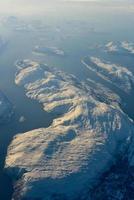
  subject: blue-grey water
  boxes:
[0,3,134,199]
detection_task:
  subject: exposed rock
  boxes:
[0,91,13,124]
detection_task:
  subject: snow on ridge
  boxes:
[5,60,134,200]
[86,78,121,107]
[121,41,134,54]
[82,56,134,93]
[33,45,65,56]
[104,41,134,55]
[105,41,118,53]
[92,41,134,56]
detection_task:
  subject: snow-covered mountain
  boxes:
[82,56,134,93]
[5,60,134,200]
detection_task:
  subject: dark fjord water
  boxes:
[0,3,134,199]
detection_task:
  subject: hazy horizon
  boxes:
[0,0,134,15]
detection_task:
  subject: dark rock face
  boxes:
[0,91,14,124]
[90,157,134,200]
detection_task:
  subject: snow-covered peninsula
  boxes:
[5,60,134,200]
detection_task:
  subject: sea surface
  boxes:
[0,3,134,199]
